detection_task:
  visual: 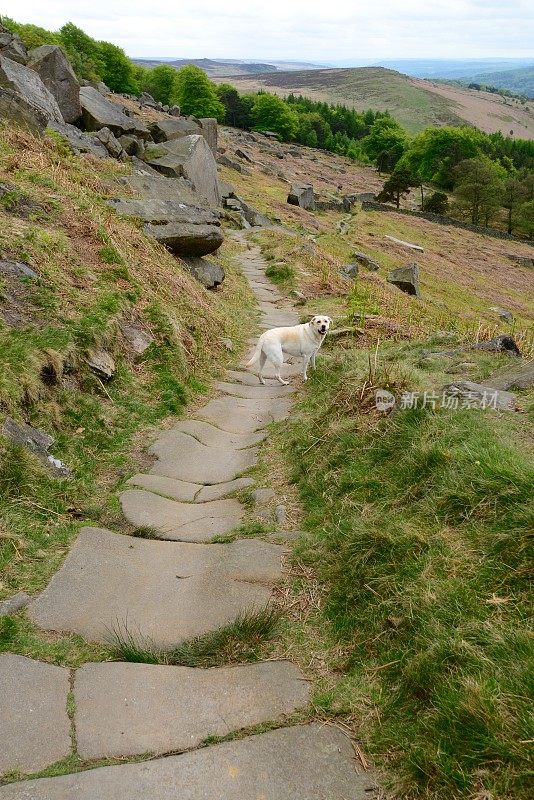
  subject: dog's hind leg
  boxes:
[258,351,268,385]
[271,351,289,386]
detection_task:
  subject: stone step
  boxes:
[169,418,265,448]
[28,527,282,648]
[74,661,310,759]
[119,490,243,542]
[0,724,373,799]
[149,430,257,484]
[215,380,295,399]
[0,655,71,775]
[194,395,292,434]
[127,474,254,503]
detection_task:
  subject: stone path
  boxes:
[0,240,372,797]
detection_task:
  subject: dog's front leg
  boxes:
[302,354,311,381]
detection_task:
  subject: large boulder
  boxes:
[108,198,223,257]
[472,334,521,357]
[387,263,421,297]
[118,171,204,205]
[352,251,380,271]
[0,55,63,124]
[149,116,201,143]
[199,117,218,154]
[147,134,220,206]
[0,23,27,64]
[287,183,315,211]
[485,359,534,391]
[181,256,225,288]
[27,45,81,123]
[79,86,149,139]
[0,86,48,132]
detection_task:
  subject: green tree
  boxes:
[453,158,505,226]
[141,65,177,104]
[376,167,418,208]
[424,191,449,214]
[99,41,138,94]
[518,199,534,238]
[1,17,60,49]
[363,117,408,173]
[401,126,486,189]
[171,65,225,120]
[251,93,299,141]
[216,84,253,128]
[502,176,527,234]
[59,22,104,81]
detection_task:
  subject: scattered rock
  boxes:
[2,417,70,477]
[385,235,424,252]
[0,258,40,280]
[352,251,379,271]
[290,289,307,305]
[86,348,115,379]
[235,147,253,163]
[342,263,359,279]
[118,134,144,157]
[79,86,149,139]
[445,362,478,373]
[472,334,521,357]
[506,253,534,268]
[168,104,181,116]
[0,23,28,64]
[251,488,275,505]
[138,91,157,108]
[95,126,125,159]
[489,306,513,323]
[0,591,31,616]
[27,44,81,123]
[120,322,153,356]
[287,183,315,210]
[485,359,534,391]
[220,337,233,351]
[275,504,287,525]
[329,326,364,338]
[181,256,225,288]
[199,117,218,154]
[218,153,252,175]
[147,134,220,205]
[443,380,516,411]
[0,54,63,124]
[48,121,107,157]
[387,263,421,297]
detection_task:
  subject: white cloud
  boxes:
[1,0,532,59]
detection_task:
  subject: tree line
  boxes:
[3,16,533,236]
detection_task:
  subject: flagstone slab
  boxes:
[0,724,371,799]
[74,661,310,759]
[120,490,243,541]
[170,418,265,448]
[127,474,254,503]
[28,527,282,648]
[195,395,292,433]
[149,430,257,484]
[0,654,71,775]
[215,380,295,399]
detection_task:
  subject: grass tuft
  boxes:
[111,607,282,668]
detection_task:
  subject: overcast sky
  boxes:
[2,0,533,60]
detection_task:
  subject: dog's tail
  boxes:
[245,338,263,368]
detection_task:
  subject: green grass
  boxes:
[265,262,296,286]
[283,342,534,800]
[111,607,282,668]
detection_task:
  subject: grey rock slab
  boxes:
[251,488,276,505]
[0,54,63,123]
[0,591,30,616]
[0,86,48,132]
[127,473,200,502]
[387,263,421,297]
[196,477,255,502]
[215,380,295,399]
[47,121,107,157]
[119,490,243,542]
[28,527,282,647]
[181,255,225,288]
[79,86,149,138]
[149,430,257,484]
[149,134,220,205]
[146,220,224,257]
[0,724,371,799]
[0,654,71,774]
[443,380,517,411]
[170,418,265,448]
[117,171,206,205]
[74,661,310,759]
[27,44,81,123]
[195,395,292,433]
[485,358,534,391]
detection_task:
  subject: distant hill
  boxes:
[461,67,534,99]
[370,59,534,81]
[132,57,278,78]
[218,66,534,138]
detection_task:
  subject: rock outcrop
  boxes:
[0,23,27,64]
[287,183,315,211]
[48,121,108,158]
[0,86,48,132]
[181,256,225,288]
[27,45,81,123]
[79,86,149,139]
[387,263,421,297]
[147,134,220,206]
[0,54,63,124]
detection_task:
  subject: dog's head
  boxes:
[310,315,332,336]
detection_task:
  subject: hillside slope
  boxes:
[217,66,534,137]
[463,66,534,98]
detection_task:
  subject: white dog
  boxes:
[246,315,331,385]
